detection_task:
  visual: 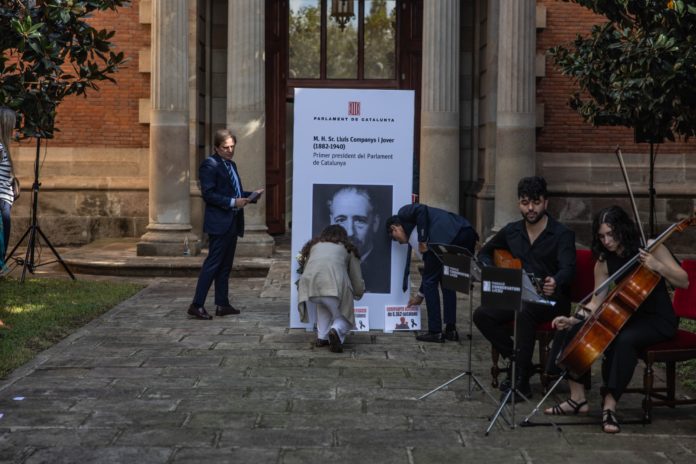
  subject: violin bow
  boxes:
[615,146,648,247]
[574,147,648,307]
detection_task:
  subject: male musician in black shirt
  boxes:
[473,176,576,398]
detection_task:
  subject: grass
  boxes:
[0,277,144,379]
[677,318,696,392]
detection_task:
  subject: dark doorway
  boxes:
[265,0,422,234]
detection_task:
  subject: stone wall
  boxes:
[9,147,149,247]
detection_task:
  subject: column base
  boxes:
[137,229,202,257]
[235,228,275,258]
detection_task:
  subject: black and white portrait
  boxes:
[312,184,393,294]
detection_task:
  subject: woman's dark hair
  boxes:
[591,205,641,260]
[299,224,361,264]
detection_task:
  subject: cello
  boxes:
[557,216,695,378]
[557,146,695,378]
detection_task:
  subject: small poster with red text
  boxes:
[353,306,369,332]
[384,305,421,333]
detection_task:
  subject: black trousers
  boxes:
[547,312,676,401]
[473,301,564,379]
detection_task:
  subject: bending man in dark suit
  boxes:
[188,129,264,320]
[473,176,576,399]
[386,203,478,343]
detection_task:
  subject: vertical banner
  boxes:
[290,88,415,330]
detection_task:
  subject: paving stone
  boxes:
[410,447,526,464]
[257,412,409,430]
[0,428,118,449]
[70,397,179,413]
[184,411,259,429]
[24,447,173,464]
[116,427,218,447]
[218,428,333,448]
[82,410,188,428]
[176,397,291,414]
[281,447,409,464]
[172,447,279,464]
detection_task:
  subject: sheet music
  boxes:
[521,272,556,306]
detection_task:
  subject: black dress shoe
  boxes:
[444,327,459,341]
[187,304,213,320]
[415,332,445,343]
[315,338,329,347]
[215,305,241,316]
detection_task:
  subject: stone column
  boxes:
[226,0,274,257]
[137,0,201,256]
[419,0,460,212]
[493,0,536,229]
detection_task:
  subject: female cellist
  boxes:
[544,205,688,433]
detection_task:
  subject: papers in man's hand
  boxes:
[522,273,556,306]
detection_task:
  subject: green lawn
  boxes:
[0,277,144,378]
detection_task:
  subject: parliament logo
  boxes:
[348,101,361,116]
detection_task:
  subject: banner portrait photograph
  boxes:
[312,183,393,294]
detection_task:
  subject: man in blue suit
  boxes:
[386,203,478,342]
[188,129,263,320]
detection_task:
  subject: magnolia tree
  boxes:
[551,0,696,233]
[0,0,128,139]
[0,0,128,280]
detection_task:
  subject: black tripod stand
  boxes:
[7,137,75,283]
[418,245,497,404]
[479,265,536,435]
[485,302,530,434]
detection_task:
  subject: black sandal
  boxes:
[544,398,588,415]
[602,409,621,434]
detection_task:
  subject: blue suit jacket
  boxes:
[199,153,251,236]
[396,203,476,245]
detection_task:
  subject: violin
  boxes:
[558,216,695,378]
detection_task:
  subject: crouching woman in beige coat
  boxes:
[297,225,366,352]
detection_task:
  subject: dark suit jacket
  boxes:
[199,153,252,236]
[395,203,476,246]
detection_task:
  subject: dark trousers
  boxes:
[192,223,239,307]
[547,312,675,401]
[1,200,10,259]
[422,227,477,333]
[473,301,562,379]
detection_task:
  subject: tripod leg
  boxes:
[486,388,512,435]
[21,225,39,283]
[521,370,567,427]
[36,226,76,280]
[6,226,31,259]
[418,372,469,400]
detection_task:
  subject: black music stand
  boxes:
[418,244,498,405]
[482,265,529,435]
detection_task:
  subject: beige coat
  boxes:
[297,242,365,324]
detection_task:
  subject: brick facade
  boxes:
[26,3,150,149]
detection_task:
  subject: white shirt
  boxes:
[408,228,422,260]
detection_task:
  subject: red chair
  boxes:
[634,259,696,423]
[490,249,595,391]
